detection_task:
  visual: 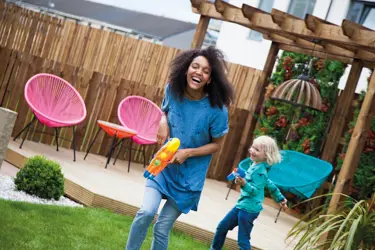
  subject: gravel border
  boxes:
[0,174,83,207]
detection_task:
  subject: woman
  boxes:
[126,46,234,250]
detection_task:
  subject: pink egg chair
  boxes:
[13,73,87,161]
[114,96,163,172]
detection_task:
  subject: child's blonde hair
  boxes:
[252,135,281,165]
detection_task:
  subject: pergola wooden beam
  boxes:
[342,19,374,38]
[277,44,352,64]
[190,0,375,65]
[243,4,359,61]
[305,15,375,62]
[272,10,375,61]
[272,12,375,51]
[244,6,375,53]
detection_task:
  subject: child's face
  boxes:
[186,56,211,91]
[248,141,266,163]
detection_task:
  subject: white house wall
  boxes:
[86,0,368,92]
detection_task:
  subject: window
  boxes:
[248,0,275,41]
[203,30,219,48]
[287,0,316,19]
[347,1,375,30]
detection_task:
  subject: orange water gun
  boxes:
[143,138,180,179]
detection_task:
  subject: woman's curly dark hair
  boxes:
[168,46,234,108]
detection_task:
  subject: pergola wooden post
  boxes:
[312,60,364,210]
[321,60,364,163]
[233,42,279,169]
[191,15,211,48]
[328,70,375,213]
[190,0,375,215]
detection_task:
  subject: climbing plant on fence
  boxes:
[254,51,346,213]
[255,52,346,156]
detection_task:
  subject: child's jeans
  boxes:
[125,187,182,250]
[210,207,259,250]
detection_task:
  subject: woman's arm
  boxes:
[186,136,224,157]
[170,137,224,164]
[157,113,169,145]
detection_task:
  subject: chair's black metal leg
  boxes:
[105,135,117,169]
[307,201,314,220]
[106,139,123,158]
[55,128,60,151]
[72,126,77,162]
[275,207,283,223]
[14,116,35,141]
[142,145,146,168]
[113,138,125,165]
[84,127,101,160]
[19,117,36,149]
[127,140,132,172]
[225,181,235,200]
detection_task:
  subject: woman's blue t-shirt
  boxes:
[146,85,229,213]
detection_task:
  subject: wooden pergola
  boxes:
[190,0,375,213]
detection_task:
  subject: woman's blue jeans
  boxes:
[210,207,259,250]
[125,187,182,250]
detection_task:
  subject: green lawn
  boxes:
[0,199,211,250]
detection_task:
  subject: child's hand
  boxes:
[235,177,246,186]
[279,199,288,210]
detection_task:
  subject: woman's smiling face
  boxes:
[186,56,211,91]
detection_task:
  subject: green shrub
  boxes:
[14,155,64,200]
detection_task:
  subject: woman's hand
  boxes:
[157,115,169,145]
[235,177,246,187]
[170,149,191,164]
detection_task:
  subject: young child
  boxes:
[211,135,287,250]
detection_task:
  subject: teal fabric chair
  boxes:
[238,150,333,200]
[236,150,333,222]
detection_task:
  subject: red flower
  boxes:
[368,130,375,139]
[321,103,330,112]
[266,106,278,116]
[298,117,310,126]
[315,59,325,71]
[276,115,288,128]
[339,153,346,160]
[364,147,374,153]
[302,138,311,154]
[283,57,294,80]
[302,139,310,148]
[283,57,293,65]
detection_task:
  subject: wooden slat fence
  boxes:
[0,2,263,180]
